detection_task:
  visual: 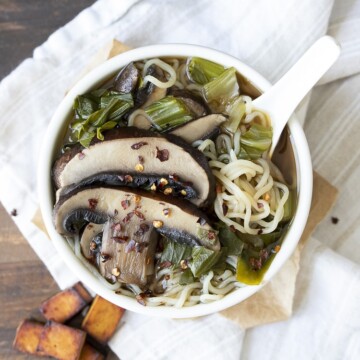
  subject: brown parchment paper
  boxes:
[33,40,338,329]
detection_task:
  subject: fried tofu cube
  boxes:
[13,319,45,356]
[37,321,86,360]
[40,287,87,323]
[81,296,125,343]
[79,343,105,360]
[73,282,93,304]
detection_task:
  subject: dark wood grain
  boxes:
[0,0,95,80]
[0,1,95,358]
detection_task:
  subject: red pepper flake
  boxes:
[249,257,262,271]
[78,151,85,160]
[122,211,134,223]
[111,222,122,232]
[121,199,131,210]
[229,225,236,233]
[216,184,223,193]
[162,208,171,217]
[136,293,146,306]
[222,203,228,216]
[135,242,148,253]
[88,198,98,210]
[10,209,18,217]
[331,217,339,224]
[131,141,148,150]
[125,239,136,253]
[101,253,112,262]
[208,231,216,240]
[156,147,169,162]
[134,209,145,221]
[124,175,133,183]
[160,261,172,268]
[197,217,206,226]
[138,155,144,164]
[112,236,129,243]
[90,241,97,251]
[257,229,263,235]
[259,249,269,261]
[134,223,150,237]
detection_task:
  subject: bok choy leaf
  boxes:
[189,247,222,278]
[240,123,273,159]
[187,57,226,85]
[144,96,193,131]
[203,67,239,112]
[70,89,134,148]
[160,239,192,266]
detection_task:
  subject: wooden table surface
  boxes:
[0,1,95,358]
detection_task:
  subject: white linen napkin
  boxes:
[1,0,360,359]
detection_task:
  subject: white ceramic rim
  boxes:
[38,44,313,318]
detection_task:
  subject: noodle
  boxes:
[143,59,177,89]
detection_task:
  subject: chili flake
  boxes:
[88,198,98,210]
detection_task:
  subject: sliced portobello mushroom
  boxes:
[169,114,227,143]
[53,186,220,251]
[57,171,197,201]
[53,127,215,208]
[167,88,209,118]
[113,62,139,94]
[99,219,158,286]
[80,223,103,261]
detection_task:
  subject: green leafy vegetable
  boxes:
[70,89,134,147]
[189,247,222,278]
[78,129,96,148]
[96,121,118,141]
[225,97,246,133]
[144,96,193,131]
[282,189,295,222]
[74,96,98,119]
[203,67,239,112]
[187,57,226,85]
[161,238,225,279]
[179,269,195,285]
[218,225,244,256]
[240,123,273,159]
[160,239,192,266]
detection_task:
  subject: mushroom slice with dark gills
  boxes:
[169,114,227,144]
[53,186,220,251]
[57,172,197,202]
[99,220,158,286]
[53,127,215,208]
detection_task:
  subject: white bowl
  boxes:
[38,44,312,318]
